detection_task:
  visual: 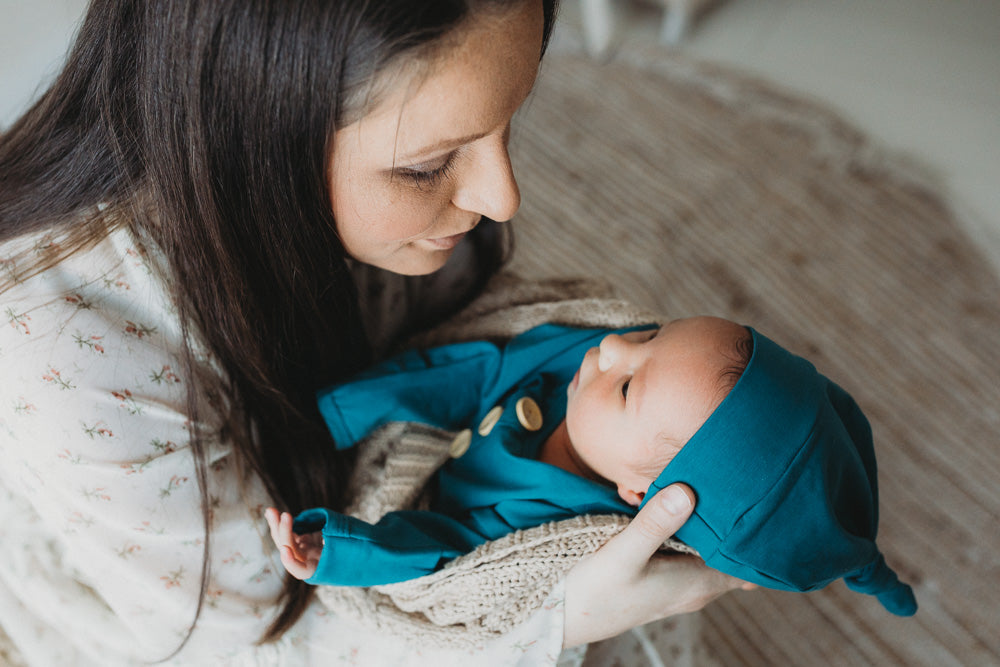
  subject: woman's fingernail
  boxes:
[662,485,691,515]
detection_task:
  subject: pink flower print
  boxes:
[149,439,177,454]
[81,486,112,502]
[124,320,156,339]
[205,589,224,608]
[42,367,75,390]
[249,566,274,584]
[67,512,96,529]
[82,421,114,439]
[159,475,189,498]
[13,397,37,415]
[5,307,31,335]
[111,388,143,415]
[57,449,83,465]
[340,647,359,664]
[64,293,94,310]
[134,521,166,535]
[72,332,105,353]
[125,247,151,272]
[223,552,250,567]
[103,274,130,291]
[160,567,185,589]
[116,543,142,559]
[121,459,152,475]
[149,365,181,385]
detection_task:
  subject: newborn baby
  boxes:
[267,317,917,616]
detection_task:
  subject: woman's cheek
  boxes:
[388,190,454,240]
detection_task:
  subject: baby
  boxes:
[266,317,917,616]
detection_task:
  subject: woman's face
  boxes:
[329,1,545,275]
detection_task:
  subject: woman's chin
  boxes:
[369,245,456,276]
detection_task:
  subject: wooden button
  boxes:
[515,397,543,431]
[448,429,472,458]
[478,406,504,436]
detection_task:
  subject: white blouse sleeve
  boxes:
[0,228,567,666]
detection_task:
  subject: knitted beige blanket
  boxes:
[316,274,694,649]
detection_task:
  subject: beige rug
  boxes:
[508,47,1000,666]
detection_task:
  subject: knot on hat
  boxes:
[845,554,918,616]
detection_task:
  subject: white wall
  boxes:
[0,0,88,128]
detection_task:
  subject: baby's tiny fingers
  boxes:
[279,545,313,580]
[264,508,282,545]
[281,512,305,555]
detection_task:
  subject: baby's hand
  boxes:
[264,507,322,580]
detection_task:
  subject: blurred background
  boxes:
[3,0,997,276]
[551,0,1000,276]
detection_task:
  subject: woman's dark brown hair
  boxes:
[0,0,558,656]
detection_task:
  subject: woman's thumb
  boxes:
[618,484,695,561]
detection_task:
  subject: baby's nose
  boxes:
[598,334,627,372]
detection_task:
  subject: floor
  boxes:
[2,1,997,273]
[551,0,1000,275]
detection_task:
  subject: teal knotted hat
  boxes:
[641,328,917,616]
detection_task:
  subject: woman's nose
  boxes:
[451,136,521,222]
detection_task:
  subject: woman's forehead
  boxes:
[337,1,544,162]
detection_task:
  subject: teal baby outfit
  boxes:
[298,324,639,586]
[297,323,917,616]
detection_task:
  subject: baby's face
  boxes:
[564,316,747,505]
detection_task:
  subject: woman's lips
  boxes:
[419,231,468,250]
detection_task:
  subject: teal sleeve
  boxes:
[293,507,490,586]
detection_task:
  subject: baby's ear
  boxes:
[617,485,645,507]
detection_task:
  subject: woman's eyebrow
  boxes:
[399,131,485,162]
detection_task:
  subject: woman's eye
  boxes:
[398,153,457,189]
[621,380,630,399]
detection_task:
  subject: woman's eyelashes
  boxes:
[397,152,458,189]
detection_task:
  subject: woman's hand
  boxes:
[264,508,323,581]
[562,484,754,648]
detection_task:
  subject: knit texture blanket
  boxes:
[316,274,694,648]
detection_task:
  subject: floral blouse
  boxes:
[0,226,567,665]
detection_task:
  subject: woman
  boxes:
[0,0,747,663]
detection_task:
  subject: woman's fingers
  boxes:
[563,483,753,647]
[604,484,695,568]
